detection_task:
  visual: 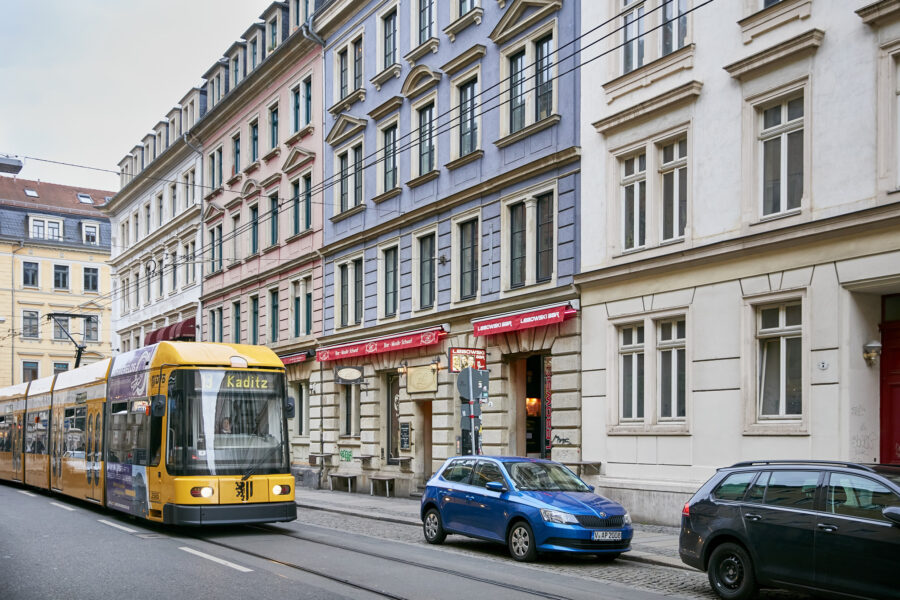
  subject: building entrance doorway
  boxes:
[880,295,900,464]
[511,354,550,458]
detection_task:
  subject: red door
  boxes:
[880,319,900,464]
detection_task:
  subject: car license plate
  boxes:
[592,531,622,541]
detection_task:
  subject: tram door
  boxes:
[85,403,104,502]
[50,405,64,492]
[11,413,23,482]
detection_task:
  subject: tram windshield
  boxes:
[166,369,289,476]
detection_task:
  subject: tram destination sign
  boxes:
[448,347,486,373]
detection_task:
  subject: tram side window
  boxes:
[0,416,8,452]
[25,410,49,454]
[63,407,86,456]
[109,401,150,465]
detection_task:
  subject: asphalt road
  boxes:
[0,482,687,600]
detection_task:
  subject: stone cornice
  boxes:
[108,203,201,267]
[724,29,824,81]
[103,139,194,215]
[320,146,580,257]
[592,81,702,135]
[368,96,403,122]
[441,45,487,77]
[857,0,900,26]
[576,203,900,290]
[199,250,320,302]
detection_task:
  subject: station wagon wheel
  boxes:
[508,520,537,562]
[423,508,446,544]
[708,542,757,600]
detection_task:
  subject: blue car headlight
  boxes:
[624,512,632,525]
[540,509,579,524]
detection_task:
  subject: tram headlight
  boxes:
[190,486,215,498]
[272,484,291,496]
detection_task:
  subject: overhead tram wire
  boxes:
[52,0,717,319]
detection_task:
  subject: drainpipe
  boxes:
[183,132,204,340]
[10,241,25,383]
[300,15,325,46]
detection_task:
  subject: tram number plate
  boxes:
[593,531,622,541]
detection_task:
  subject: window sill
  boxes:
[227,259,243,270]
[606,424,691,436]
[750,207,803,227]
[226,172,243,187]
[739,0,812,45]
[494,114,561,149]
[203,186,224,202]
[743,420,808,436]
[602,44,694,104]
[371,63,402,92]
[443,7,483,42]
[243,160,261,175]
[406,169,440,189]
[445,150,483,171]
[285,228,315,243]
[328,88,366,116]
[330,203,366,223]
[245,251,260,260]
[371,187,402,204]
[262,244,279,255]
[404,37,440,67]
[285,124,314,147]
[261,146,281,163]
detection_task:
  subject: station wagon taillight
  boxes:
[682,502,690,517]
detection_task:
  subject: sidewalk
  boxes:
[294,487,688,570]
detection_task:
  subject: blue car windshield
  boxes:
[505,462,590,492]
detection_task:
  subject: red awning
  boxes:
[280,351,311,365]
[143,316,197,347]
[472,303,577,337]
[316,326,447,362]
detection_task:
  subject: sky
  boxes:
[0,0,274,193]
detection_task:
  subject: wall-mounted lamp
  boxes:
[863,340,882,366]
[397,360,409,375]
[431,356,445,372]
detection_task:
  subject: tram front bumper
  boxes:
[163,501,297,525]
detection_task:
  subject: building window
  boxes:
[623,2,645,74]
[304,276,313,335]
[354,258,363,324]
[169,183,177,218]
[170,249,178,290]
[418,0,434,45]
[293,381,309,436]
[250,120,259,162]
[214,308,224,343]
[303,174,312,230]
[145,204,152,235]
[157,194,164,226]
[269,18,278,49]
[459,219,478,300]
[660,137,687,241]
[339,49,349,99]
[233,134,241,175]
[459,78,477,156]
[83,267,98,293]
[536,194,554,282]
[383,9,397,68]
[339,263,350,327]
[22,310,39,338]
[619,324,645,421]
[291,180,302,236]
[250,296,259,344]
[23,261,38,287]
[658,318,685,419]
[353,144,363,206]
[54,265,69,290]
[232,55,240,87]
[383,125,398,191]
[53,362,69,375]
[269,194,279,247]
[83,224,99,245]
[622,152,647,251]
[232,215,241,263]
[510,202,526,288]
[758,302,802,418]
[339,152,349,212]
[383,246,398,318]
[509,51,526,134]
[233,301,242,344]
[662,0,688,56]
[535,35,553,122]
[353,37,363,90]
[269,106,279,149]
[23,361,38,382]
[85,315,99,342]
[303,77,312,126]
[53,316,70,340]
[418,233,435,310]
[338,144,363,212]
[291,86,301,133]
[761,95,804,216]
[269,289,279,343]
[157,256,164,298]
[418,103,435,174]
[250,38,258,69]
[460,0,475,16]
[29,217,64,241]
[250,205,259,253]
[341,385,360,436]
[293,281,302,337]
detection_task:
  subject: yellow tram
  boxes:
[0,342,297,525]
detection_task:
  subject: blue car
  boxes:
[420,456,633,562]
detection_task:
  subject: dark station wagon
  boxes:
[680,460,900,600]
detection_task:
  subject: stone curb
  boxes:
[295,500,693,571]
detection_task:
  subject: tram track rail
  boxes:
[189,523,577,600]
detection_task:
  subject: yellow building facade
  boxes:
[0,178,114,386]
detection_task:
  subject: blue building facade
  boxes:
[311,0,581,493]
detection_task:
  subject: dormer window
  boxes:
[232,56,240,87]
[24,189,38,198]
[250,38,258,69]
[82,222,99,245]
[29,216,64,241]
[77,193,93,204]
[269,19,278,50]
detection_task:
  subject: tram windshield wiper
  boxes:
[241,443,280,481]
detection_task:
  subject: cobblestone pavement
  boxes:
[296,508,812,600]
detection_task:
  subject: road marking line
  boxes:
[50,502,75,512]
[17,490,36,497]
[98,519,138,533]
[179,546,253,572]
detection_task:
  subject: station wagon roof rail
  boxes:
[726,460,876,472]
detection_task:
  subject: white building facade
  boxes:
[104,92,206,352]
[578,0,900,524]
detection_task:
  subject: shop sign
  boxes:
[544,356,553,452]
[280,351,310,365]
[406,366,438,393]
[334,366,364,385]
[316,326,444,362]
[472,303,575,337]
[400,423,411,450]
[448,347,486,372]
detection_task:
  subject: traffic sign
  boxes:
[457,367,489,400]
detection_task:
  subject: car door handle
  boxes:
[817,523,838,533]
[465,495,475,501]
[743,513,762,522]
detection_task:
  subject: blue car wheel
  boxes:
[507,520,537,562]
[423,508,446,544]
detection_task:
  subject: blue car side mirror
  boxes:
[587,484,595,492]
[485,481,508,493]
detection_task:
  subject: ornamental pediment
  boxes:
[325,114,367,147]
[489,0,561,46]
[281,147,316,174]
[401,64,442,99]
[240,178,261,199]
